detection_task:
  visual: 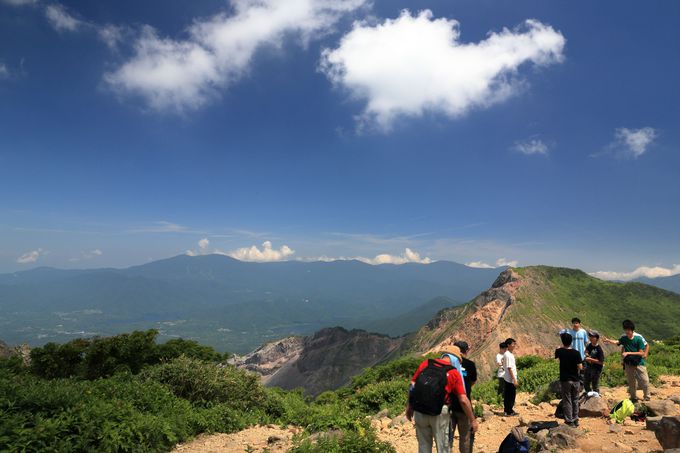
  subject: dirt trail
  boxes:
[172,376,680,453]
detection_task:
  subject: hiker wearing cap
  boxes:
[604,319,650,402]
[584,330,605,393]
[502,338,519,416]
[496,342,507,396]
[450,341,477,453]
[406,346,479,453]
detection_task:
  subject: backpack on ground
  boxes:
[610,399,635,423]
[527,421,558,433]
[497,427,529,453]
[409,359,453,416]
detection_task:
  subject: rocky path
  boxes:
[172,375,680,453]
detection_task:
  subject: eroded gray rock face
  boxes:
[654,415,680,450]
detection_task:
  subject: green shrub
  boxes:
[141,356,265,410]
[290,422,395,453]
[516,355,543,370]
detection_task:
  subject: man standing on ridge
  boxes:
[496,342,507,396]
[450,341,477,453]
[406,346,479,453]
[604,319,650,402]
[560,317,589,363]
[502,338,519,416]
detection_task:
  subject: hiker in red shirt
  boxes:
[405,346,479,453]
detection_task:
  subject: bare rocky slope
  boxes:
[231,327,404,396]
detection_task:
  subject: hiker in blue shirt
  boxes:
[560,317,588,362]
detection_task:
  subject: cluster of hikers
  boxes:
[405,318,652,452]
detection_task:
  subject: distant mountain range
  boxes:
[0,254,499,353]
[633,274,680,295]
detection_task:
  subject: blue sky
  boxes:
[0,0,678,279]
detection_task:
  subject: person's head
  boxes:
[440,345,462,364]
[588,330,600,345]
[571,317,581,330]
[499,342,507,353]
[560,332,573,347]
[623,319,635,338]
[454,341,470,357]
[505,338,517,352]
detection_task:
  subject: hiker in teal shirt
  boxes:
[604,319,650,402]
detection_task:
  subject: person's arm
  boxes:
[577,362,583,371]
[586,355,604,365]
[507,362,518,386]
[456,394,479,433]
[603,337,620,345]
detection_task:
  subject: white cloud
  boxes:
[466,257,518,268]
[128,221,199,234]
[227,241,295,262]
[17,248,43,264]
[357,248,432,265]
[198,238,210,250]
[105,0,368,112]
[98,24,125,50]
[68,249,103,262]
[45,4,83,32]
[590,264,680,281]
[614,127,658,158]
[320,11,565,130]
[512,138,549,155]
[0,63,9,79]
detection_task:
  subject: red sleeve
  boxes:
[411,359,429,382]
[446,369,466,398]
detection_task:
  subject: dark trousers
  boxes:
[584,366,602,393]
[503,381,516,414]
[497,377,506,395]
[561,380,580,423]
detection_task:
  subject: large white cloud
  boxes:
[614,127,657,158]
[45,4,83,32]
[590,264,680,281]
[105,0,368,111]
[320,11,565,130]
[357,248,432,265]
[17,248,44,264]
[227,241,295,262]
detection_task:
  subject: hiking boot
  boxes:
[643,396,651,402]
[565,421,577,427]
[573,420,580,427]
[505,411,518,417]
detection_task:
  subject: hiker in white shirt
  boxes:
[502,338,519,416]
[496,342,507,396]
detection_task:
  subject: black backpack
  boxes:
[498,427,530,453]
[410,359,453,416]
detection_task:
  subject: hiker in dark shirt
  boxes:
[555,332,583,427]
[450,341,477,453]
[584,330,605,393]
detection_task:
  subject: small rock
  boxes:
[482,410,494,422]
[267,436,283,444]
[622,419,634,426]
[646,416,663,431]
[614,441,634,452]
[389,415,408,427]
[376,409,390,418]
[644,400,679,416]
[609,424,623,433]
[518,416,530,427]
[670,395,680,404]
[539,402,552,412]
[624,429,634,435]
[550,399,561,407]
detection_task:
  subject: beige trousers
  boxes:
[414,405,450,453]
[624,364,649,400]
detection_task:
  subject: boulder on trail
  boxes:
[653,415,680,450]
[646,416,663,431]
[579,394,609,417]
[645,400,679,417]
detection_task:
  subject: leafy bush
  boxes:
[30,330,228,381]
[290,422,395,453]
[516,355,543,370]
[141,356,265,410]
